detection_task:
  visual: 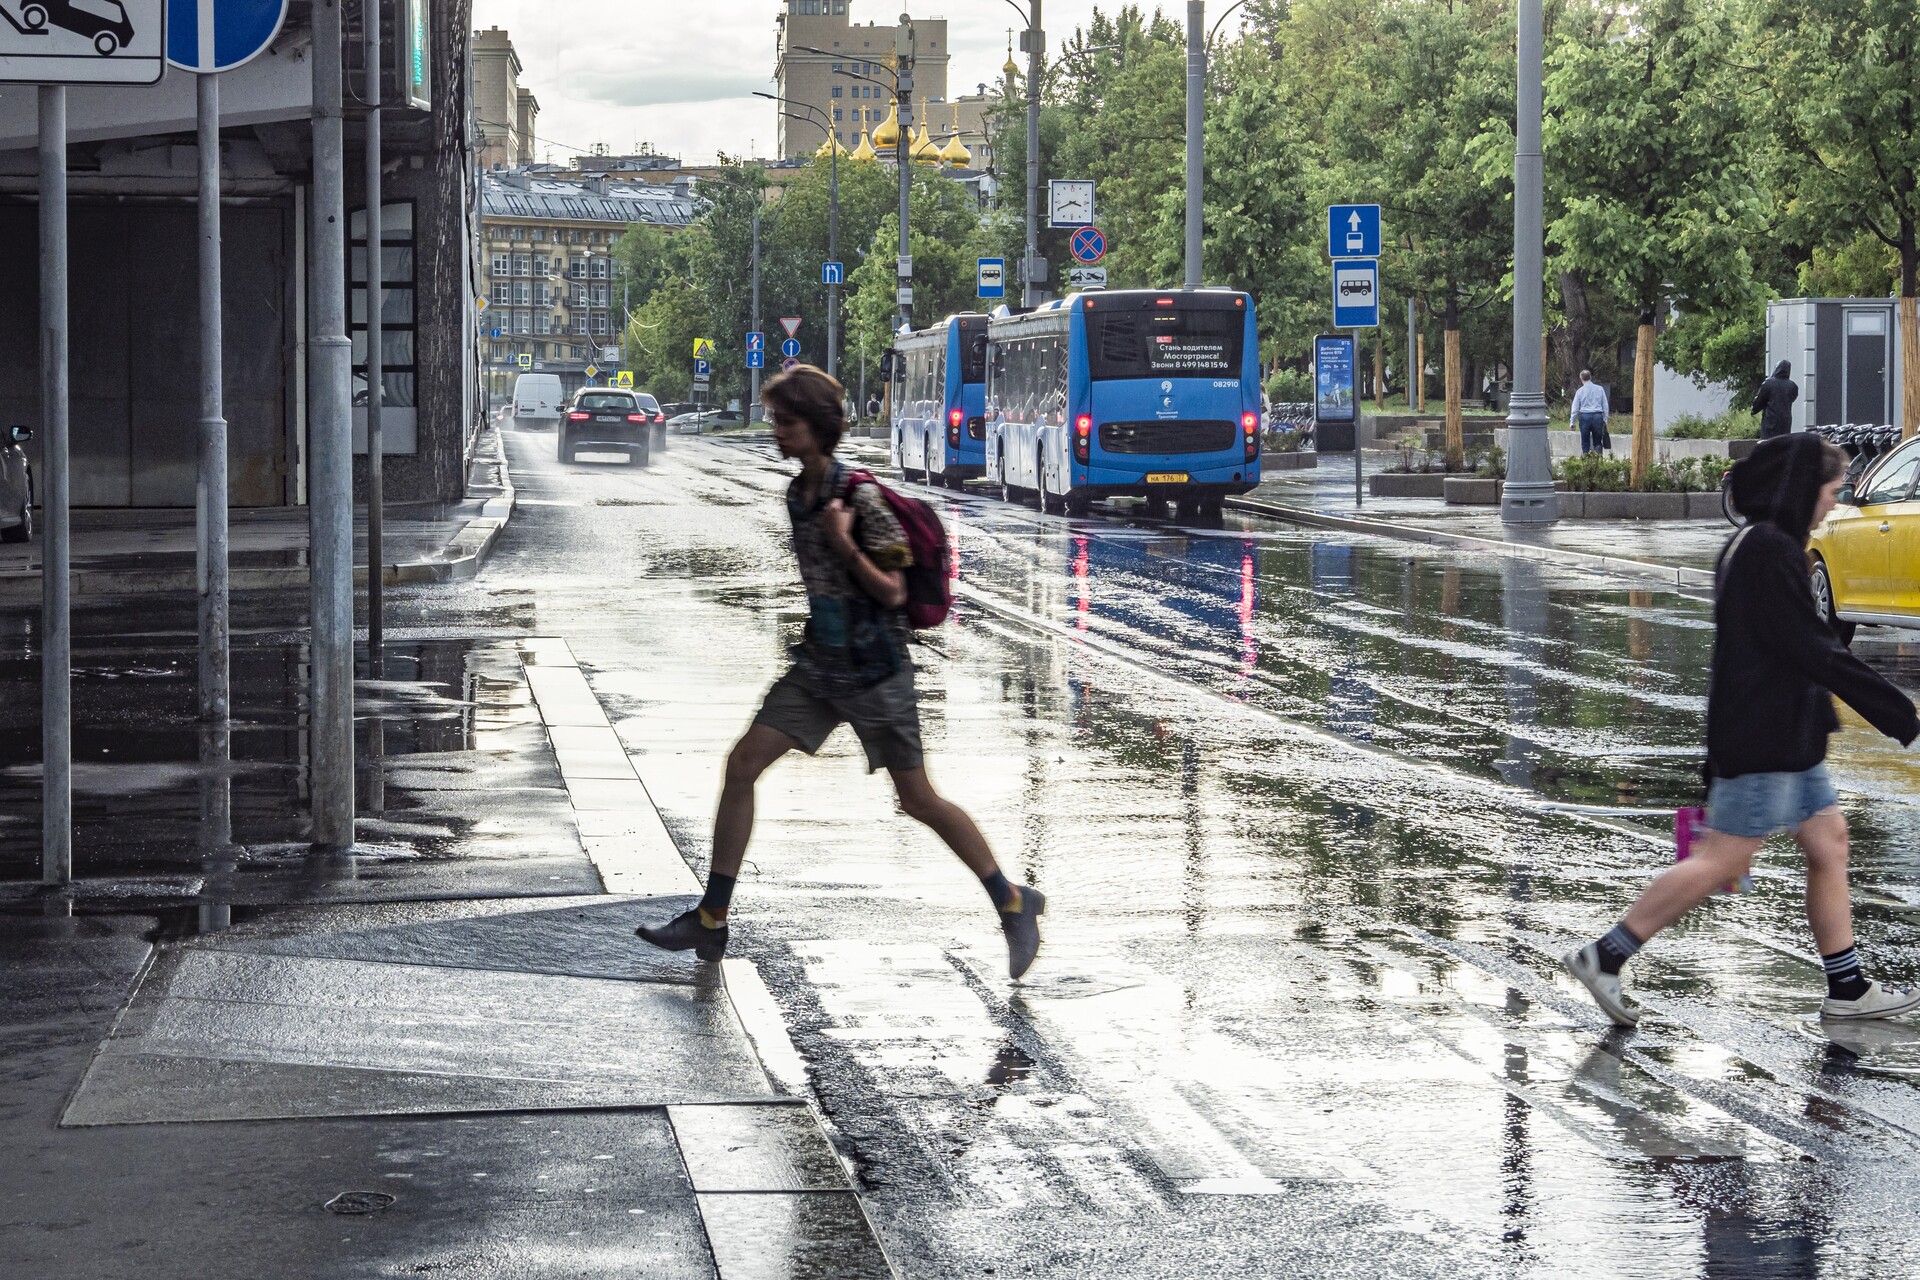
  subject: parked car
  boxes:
[2,424,32,544]
[560,389,653,465]
[512,373,565,430]
[657,401,700,419]
[1807,434,1920,643]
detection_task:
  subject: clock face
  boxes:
[1050,181,1094,227]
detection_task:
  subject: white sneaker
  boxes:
[1562,943,1641,1028]
[1821,981,1920,1021]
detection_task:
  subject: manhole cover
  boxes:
[325,1191,396,1215]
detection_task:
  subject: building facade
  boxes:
[774,1,949,158]
[478,173,699,401]
[473,26,538,170]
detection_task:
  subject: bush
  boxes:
[1557,453,1631,491]
[1473,445,1507,480]
[1667,407,1759,439]
[1265,368,1313,403]
[1554,453,1731,493]
[1265,428,1307,453]
[1385,433,1436,474]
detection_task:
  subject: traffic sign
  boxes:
[488,329,502,339]
[615,371,634,388]
[516,353,533,369]
[977,257,1005,299]
[1327,204,1381,259]
[167,0,287,73]
[745,331,765,354]
[476,296,489,312]
[782,357,799,371]
[0,0,165,83]
[1332,258,1380,329]
[1069,226,1106,264]
[780,338,802,359]
[1067,267,1108,289]
[779,317,802,338]
[584,364,598,379]
[694,358,711,378]
[746,350,764,369]
[693,338,715,358]
[822,261,845,285]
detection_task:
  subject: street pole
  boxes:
[1406,297,1415,410]
[897,16,915,334]
[1022,0,1043,307]
[311,0,357,846]
[196,72,232,856]
[827,137,839,379]
[1499,0,1557,524]
[750,203,761,414]
[365,0,385,675]
[1184,0,1203,289]
[38,86,70,886]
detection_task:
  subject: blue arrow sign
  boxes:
[745,331,765,353]
[822,261,845,285]
[1327,204,1381,260]
[746,350,764,369]
[1332,259,1380,329]
[781,337,802,359]
[694,358,711,377]
[168,0,288,73]
[1069,226,1106,264]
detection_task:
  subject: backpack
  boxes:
[842,469,952,629]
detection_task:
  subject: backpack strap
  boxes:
[1714,524,1754,591]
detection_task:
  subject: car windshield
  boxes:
[1087,305,1244,380]
[576,393,634,411]
[634,394,661,412]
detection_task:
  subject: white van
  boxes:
[512,374,565,429]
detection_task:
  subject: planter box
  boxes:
[1562,490,1691,520]
[1368,472,1447,498]
[1265,451,1318,471]
[1688,490,1729,519]
[1443,476,1502,505]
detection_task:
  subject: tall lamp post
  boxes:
[1002,0,1045,306]
[755,91,841,379]
[1499,0,1557,524]
[1183,0,1249,289]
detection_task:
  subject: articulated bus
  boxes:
[889,313,989,488]
[986,289,1261,518]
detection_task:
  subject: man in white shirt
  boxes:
[1570,370,1611,454]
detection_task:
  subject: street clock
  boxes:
[1048,179,1095,229]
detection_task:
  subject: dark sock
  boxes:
[697,871,736,928]
[980,869,1018,912]
[1595,923,1642,976]
[1822,946,1872,1001]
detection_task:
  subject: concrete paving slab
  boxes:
[524,665,611,727]
[585,837,703,895]
[670,1103,851,1192]
[696,1192,894,1280]
[2,1107,718,1280]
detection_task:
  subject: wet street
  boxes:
[8,424,1920,1277]
[402,426,1920,1278]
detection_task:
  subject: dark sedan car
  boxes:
[2,425,32,544]
[560,390,658,465]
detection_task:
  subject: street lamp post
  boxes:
[756,91,840,378]
[894,16,915,335]
[1499,0,1557,524]
[1184,1,1249,289]
[1004,0,1044,306]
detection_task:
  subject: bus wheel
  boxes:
[1065,491,1090,518]
[1200,492,1224,523]
[1175,494,1202,522]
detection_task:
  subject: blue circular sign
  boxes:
[168,0,290,74]
[781,338,802,358]
[1070,226,1106,263]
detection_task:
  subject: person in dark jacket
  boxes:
[1564,433,1920,1027]
[1750,360,1799,438]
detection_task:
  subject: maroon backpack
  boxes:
[843,469,952,629]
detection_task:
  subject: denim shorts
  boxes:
[1705,764,1839,838]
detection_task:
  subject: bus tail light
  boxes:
[1244,412,1260,460]
[949,407,963,446]
[1075,414,1092,462]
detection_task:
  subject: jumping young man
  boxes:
[636,364,1047,977]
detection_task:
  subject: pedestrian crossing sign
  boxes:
[693,338,716,358]
[615,371,634,388]
[516,353,533,369]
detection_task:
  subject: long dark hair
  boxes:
[1727,433,1846,543]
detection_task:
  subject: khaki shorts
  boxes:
[754,668,924,773]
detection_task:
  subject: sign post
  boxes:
[2,0,166,884]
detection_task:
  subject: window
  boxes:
[1088,305,1244,380]
[490,283,510,305]
[834,107,842,121]
[512,253,530,276]
[536,311,552,335]
[1861,446,1920,506]
[489,343,504,361]
[533,255,547,277]
[832,62,842,72]
[531,227,544,242]
[569,258,587,280]
[590,313,608,335]
[571,283,587,306]
[534,282,551,307]
[831,86,842,98]
[571,314,587,336]
[349,200,417,415]
[508,225,525,239]
[513,310,531,335]
[491,253,509,277]
[590,258,610,279]
[513,280,531,305]
[590,283,609,306]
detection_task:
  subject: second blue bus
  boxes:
[889,313,989,487]
[986,288,1261,519]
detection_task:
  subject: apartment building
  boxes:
[473,26,539,170]
[774,1,949,158]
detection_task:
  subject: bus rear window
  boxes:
[1088,307,1243,380]
[959,326,988,384]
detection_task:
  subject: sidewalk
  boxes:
[1230,451,1732,590]
[0,634,892,1278]
[0,423,515,599]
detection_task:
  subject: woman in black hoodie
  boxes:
[1565,433,1920,1027]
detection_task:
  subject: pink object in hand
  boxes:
[1674,805,1749,894]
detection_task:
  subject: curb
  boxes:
[0,426,517,600]
[1225,495,1717,592]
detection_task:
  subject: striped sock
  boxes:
[1821,946,1872,1001]
[1595,923,1642,976]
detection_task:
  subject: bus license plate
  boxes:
[1145,472,1189,484]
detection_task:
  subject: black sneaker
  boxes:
[636,909,728,962]
[1000,886,1046,979]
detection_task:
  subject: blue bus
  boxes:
[985,289,1261,518]
[889,313,989,488]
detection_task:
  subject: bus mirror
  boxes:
[970,334,988,360]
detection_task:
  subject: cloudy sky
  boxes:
[469,0,1140,164]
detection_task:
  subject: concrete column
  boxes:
[1500,0,1558,524]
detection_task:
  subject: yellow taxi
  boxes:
[1807,435,1920,643]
